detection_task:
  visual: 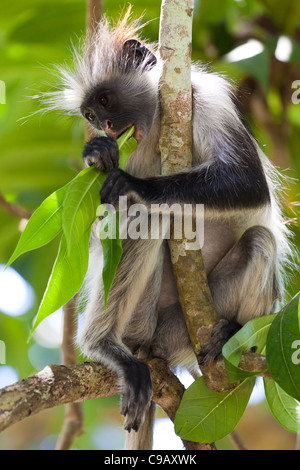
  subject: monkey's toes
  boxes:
[198,319,241,365]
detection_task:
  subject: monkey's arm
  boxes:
[100,158,270,210]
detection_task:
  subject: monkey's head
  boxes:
[45,10,159,144]
[79,38,158,143]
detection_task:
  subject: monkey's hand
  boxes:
[83,136,119,172]
[121,359,153,432]
[100,168,149,209]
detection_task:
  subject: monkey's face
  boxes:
[80,74,158,143]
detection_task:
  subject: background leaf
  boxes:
[174,376,255,443]
[6,182,70,267]
[231,49,270,92]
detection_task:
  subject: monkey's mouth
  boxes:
[116,126,134,139]
[105,124,143,144]
[115,125,143,144]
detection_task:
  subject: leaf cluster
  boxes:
[7,129,137,338]
[175,293,300,443]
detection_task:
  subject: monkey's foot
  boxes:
[121,360,153,432]
[198,319,241,366]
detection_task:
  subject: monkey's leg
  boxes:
[79,236,163,433]
[151,303,196,371]
[199,225,280,365]
[82,333,153,432]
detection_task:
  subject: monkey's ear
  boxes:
[123,39,157,70]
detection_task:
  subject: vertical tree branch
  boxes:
[159,0,194,173]
[158,0,220,388]
[158,0,218,450]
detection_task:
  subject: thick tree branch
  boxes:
[0,363,117,433]
[0,354,269,435]
[0,360,182,434]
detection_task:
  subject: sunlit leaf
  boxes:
[62,166,106,253]
[29,228,91,339]
[6,182,71,267]
[264,377,300,434]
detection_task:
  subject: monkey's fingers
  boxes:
[83,136,119,172]
[100,169,136,207]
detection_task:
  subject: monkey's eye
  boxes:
[100,96,108,107]
[85,112,96,122]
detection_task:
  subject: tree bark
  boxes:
[158,0,220,387]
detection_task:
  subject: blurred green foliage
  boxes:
[0,0,299,450]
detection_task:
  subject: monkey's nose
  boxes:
[104,120,113,133]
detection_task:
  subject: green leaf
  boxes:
[100,211,123,311]
[266,293,300,401]
[6,181,71,267]
[290,38,300,68]
[264,377,300,434]
[62,166,106,253]
[29,228,91,339]
[223,314,276,382]
[174,376,256,443]
[118,126,137,170]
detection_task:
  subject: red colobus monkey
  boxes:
[45,11,291,449]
